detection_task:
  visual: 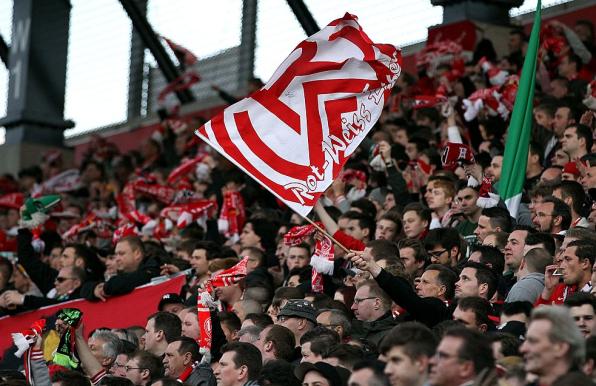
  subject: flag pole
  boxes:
[300,215,351,253]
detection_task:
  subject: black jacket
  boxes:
[81,256,160,300]
[375,269,451,328]
[17,229,58,294]
[351,311,397,347]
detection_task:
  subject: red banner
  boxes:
[0,276,185,360]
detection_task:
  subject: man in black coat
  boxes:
[0,266,85,312]
[81,236,160,301]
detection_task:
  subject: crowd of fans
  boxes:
[1,14,596,386]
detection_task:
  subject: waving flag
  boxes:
[195,13,400,216]
[500,1,541,218]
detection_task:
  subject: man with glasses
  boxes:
[316,309,351,341]
[428,327,494,386]
[350,280,397,347]
[0,265,85,312]
[125,350,163,386]
[424,228,463,269]
[532,197,571,234]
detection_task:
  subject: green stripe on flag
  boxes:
[499,0,542,219]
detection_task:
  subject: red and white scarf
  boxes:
[12,319,45,385]
[283,223,335,292]
[218,191,245,243]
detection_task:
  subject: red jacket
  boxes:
[535,283,577,306]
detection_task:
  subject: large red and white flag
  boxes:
[195,13,401,216]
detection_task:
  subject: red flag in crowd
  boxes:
[195,13,400,216]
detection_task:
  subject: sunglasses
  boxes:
[55,277,75,283]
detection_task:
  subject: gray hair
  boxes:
[318,309,352,336]
[90,330,121,361]
[530,306,585,367]
[240,299,262,315]
[237,325,262,343]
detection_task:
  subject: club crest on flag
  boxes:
[196,13,400,216]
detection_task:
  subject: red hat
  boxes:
[563,162,581,176]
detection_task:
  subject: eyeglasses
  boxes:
[353,297,377,304]
[55,277,76,283]
[277,315,296,322]
[111,362,126,369]
[428,249,448,258]
[125,366,146,372]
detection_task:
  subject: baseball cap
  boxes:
[158,293,184,311]
[277,299,317,324]
[294,362,349,386]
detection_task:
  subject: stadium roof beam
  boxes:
[0,34,8,68]
[119,0,195,105]
[286,0,320,36]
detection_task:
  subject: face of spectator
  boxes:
[240,223,261,249]
[60,247,79,269]
[551,149,570,167]
[561,127,582,154]
[455,267,482,298]
[287,275,301,287]
[351,285,380,321]
[532,202,556,233]
[143,318,160,354]
[570,304,596,337]
[403,211,427,239]
[520,320,563,377]
[286,246,311,271]
[473,215,493,243]
[427,188,452,211]
[164,341,190,378]
[504,230,527,272]
[453,306,484,332]
[416,269,444,299]
[253,325,272,357]
[558,55,576,77]
[405,142,419,161]
[110,353,128,377]
[10,267,30,293]
[384,345,427,386]
[375,219,398,241]
[456,188,479,217]
[301,341,323,363]
[316,311,344,338]
[349,368,377,386]
[508,33,523,52]
[534,109,553,128]
[190,248,210,276]
[88,336,110,367]
[125,357,149,386]
[541,168,562,185]
[561,246,590,286]
[115,240,142,273]
[345,219,369,241]
[428,336,467,386]
[485,156,503,181]
[553,107,571,137]
[303,371,330,386]
[54,267,81,296]
[215,351,244,386]
[49,247,63,270]
[424,181,437,206]
[181,312,200,340]
[384,193,396,211]
[581,165,596,189]
[550,79,568,99]
[399,247,421,277]
[428,245,451,266]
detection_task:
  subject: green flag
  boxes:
[499,0,542,219]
